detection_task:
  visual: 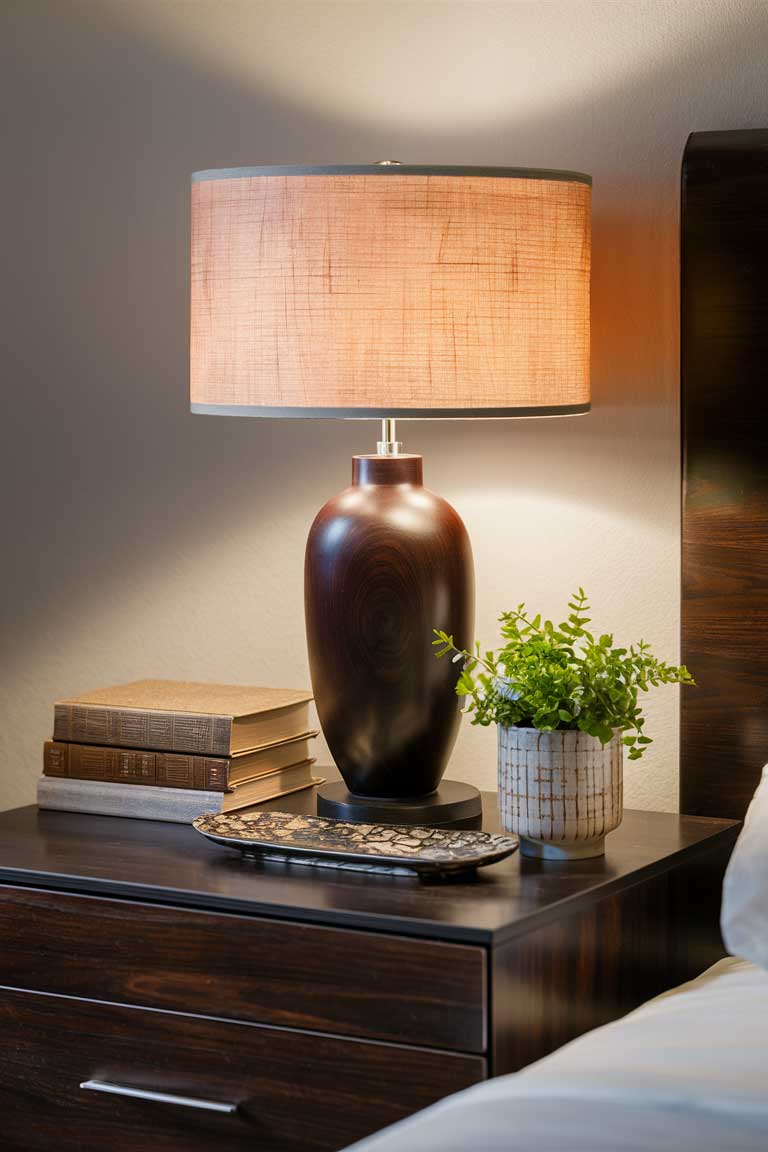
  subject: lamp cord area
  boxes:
[377,418,403,455]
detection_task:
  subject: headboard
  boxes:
[681,128,768,819]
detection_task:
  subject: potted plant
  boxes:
[433,589,694,860]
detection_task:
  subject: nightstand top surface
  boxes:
[0,795,737,945]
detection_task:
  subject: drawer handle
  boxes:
[80,1079,238,1114]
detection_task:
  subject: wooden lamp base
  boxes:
[305,451,475,818]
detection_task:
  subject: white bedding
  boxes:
[346,956,768,1151]
[722,764,768,972]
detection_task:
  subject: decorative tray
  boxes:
[192,810,518,877]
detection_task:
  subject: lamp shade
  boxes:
[191,164,591,418]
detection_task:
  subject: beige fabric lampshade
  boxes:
[191,164,591,418]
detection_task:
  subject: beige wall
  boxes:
[2,0,768,812]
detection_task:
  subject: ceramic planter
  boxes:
[498,726,623,859]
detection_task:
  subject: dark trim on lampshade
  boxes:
[192,164,592,186]
[191,403,591,420]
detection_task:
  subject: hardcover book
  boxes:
[37,762,323,823]
[43,733,318,791]
[53,681,313,756]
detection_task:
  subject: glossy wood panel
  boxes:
[0,886,485,1053]
[0,802,737,945]
[490,835,731,1075]
[0,988,484,1152]
[681,128,768,818]
[667,835,735,979]
[0,799,736,1150]
[490,876,671,1074]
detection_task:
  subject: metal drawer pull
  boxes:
[80,1079,238,1114]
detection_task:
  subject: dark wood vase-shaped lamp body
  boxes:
[305,453,474,807]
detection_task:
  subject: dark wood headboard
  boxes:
[681,129,768,819]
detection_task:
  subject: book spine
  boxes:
[37,777,224,823]
[43,742,231,791]
[53,704,233,755]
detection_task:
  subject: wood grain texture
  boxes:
[0,800,737,945]
[0,886,486,1053]
[0,797,736,1149]
[489,841,730,1076]
[0,988,485,1152]
[305,454,474,797]
[667,834,737,980]
[490,875,673,1074]
[191,171,590,412]
[681,128,768,818]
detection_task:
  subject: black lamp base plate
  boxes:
[316,779,483,829]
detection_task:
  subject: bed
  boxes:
[344,128,768,1152]
[348,956,768,1151]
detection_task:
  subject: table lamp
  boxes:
[191,163,591,826]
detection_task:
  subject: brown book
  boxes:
[222,761,321,811]
[53,681,313,756]
[43,733,317,792]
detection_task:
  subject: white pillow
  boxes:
[721,764,768,971]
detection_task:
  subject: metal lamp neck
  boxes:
[377,417,403,456]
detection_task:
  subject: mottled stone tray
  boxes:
[192,810,518,878]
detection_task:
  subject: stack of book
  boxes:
[38,680,320,823]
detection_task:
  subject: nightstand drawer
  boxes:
[0,987,485,1152]
[0,885,486,1052]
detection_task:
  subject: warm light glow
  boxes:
[106,2,736,135]
[191,166,591,417]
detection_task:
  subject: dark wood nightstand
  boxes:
[0,792,737,1152]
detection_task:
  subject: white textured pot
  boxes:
[498,727,623,860]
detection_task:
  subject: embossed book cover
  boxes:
[53,680,313,756]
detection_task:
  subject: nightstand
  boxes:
[0,792,737,1151]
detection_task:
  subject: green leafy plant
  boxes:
[433,589,694,760]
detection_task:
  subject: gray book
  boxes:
[37,767,319,823]
[37,776,232,823]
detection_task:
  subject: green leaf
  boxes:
[432,588,693,759]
